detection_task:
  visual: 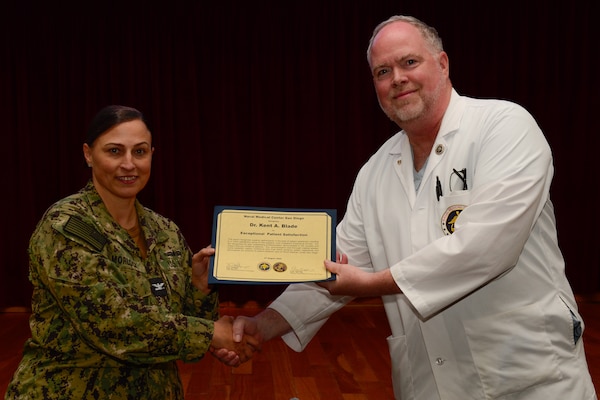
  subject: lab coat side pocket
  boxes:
[463,303,562,399]
[387,334,416,400]
[556,295,584,347]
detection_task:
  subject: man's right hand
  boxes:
[212,308,292,367]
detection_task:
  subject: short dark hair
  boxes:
[85,105,150,146]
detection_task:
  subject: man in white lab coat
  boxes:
[222,15,598,400]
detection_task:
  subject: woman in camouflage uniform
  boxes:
[5,105,253,399]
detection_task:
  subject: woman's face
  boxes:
[83,119,154,204]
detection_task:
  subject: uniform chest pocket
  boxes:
[152,251,188,297]
[105,255,146,285]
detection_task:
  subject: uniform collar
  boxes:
[81,180,167,251]
[437,88,465,138]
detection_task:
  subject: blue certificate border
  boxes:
[209,205,337,284]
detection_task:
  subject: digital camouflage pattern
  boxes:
[5,181,219,399]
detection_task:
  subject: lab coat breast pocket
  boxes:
[436,190,471,236]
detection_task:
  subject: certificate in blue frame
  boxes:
[209,205,336,284]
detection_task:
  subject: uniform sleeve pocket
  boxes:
[463,303,562,398]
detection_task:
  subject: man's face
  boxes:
[369,21,449,126]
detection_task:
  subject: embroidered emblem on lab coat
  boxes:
[441,205,465,235]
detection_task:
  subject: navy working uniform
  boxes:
[6,181,218,399]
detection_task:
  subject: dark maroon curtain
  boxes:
[1,1,598,309]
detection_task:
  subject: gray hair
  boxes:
[366,15,444,66]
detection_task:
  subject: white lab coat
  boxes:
[269,90,597,399]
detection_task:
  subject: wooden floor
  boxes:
[1,296,598,399]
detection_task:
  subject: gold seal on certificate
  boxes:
[209,206,336,284]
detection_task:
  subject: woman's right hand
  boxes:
[210,316,260,367]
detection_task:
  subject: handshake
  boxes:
[208,310,282,367]
[192,247,291,366]
[192,246,294,366]
[193,246,350,366]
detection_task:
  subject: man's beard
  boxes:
[385,98,426,124]
[383,76,446,125]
